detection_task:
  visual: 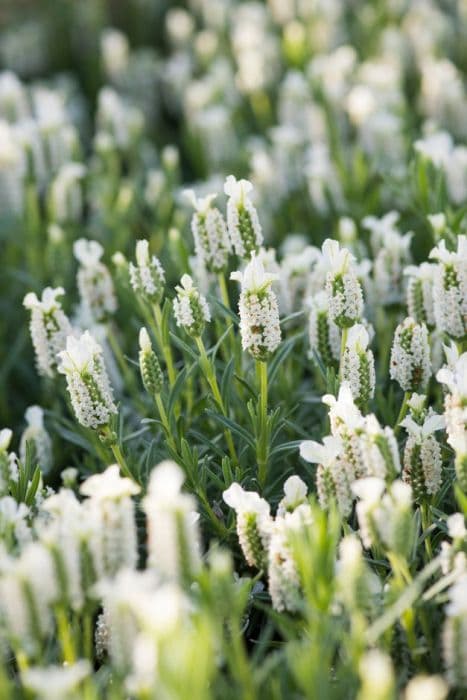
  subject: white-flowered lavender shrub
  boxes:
[2,3,467,697]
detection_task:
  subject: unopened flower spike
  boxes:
[173,274,211,338]
[224,175,263,258]
[138,327,163,397]
[184,188,230,273]
[129,239,165,305]
[230,254,281,360]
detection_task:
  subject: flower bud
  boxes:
[430,235,467,339]
[138,327,163,396]
[307,291,340,369]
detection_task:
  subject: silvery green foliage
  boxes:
[57,331,117,429]
[23,287,73,378]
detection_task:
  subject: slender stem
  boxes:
[110,441,134,482]
[195,336,238,465]
[155,393,178,453]
[394,391,410,436]
[257,360,269,489]
[56,607,76,663]
[82,613,93,660]
[153,303,176,387]
[106,323,145,411]
[420,502,433,560]
[339,326,349,382]
[218,272,231,311]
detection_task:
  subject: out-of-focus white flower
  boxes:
[21,660,91,700]
[19,406,52,474]
[353,478,414,556]
[404,675,448,700]
[437,351,467,492]
[101,28,129,78]
[231,254,281,360]
[143,461,201,582]
[49,162,86,223]
[73,239,117,323]
[129,239,165,305]
[224,175,263,258]
[358,650,395,700]
[443,574,467,687]
[23,287,73,378]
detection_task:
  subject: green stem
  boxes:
[106,323,145,411]
[339,326,349,383]
[155,393,178,453]
[257,360,269,489]
[218,272,231,311]
[101,425,135,482]
[195,336,238,465]
[394,391,410,436]
[56,606,76,663]
[420,502,433,560]
[82,613,93,660]
[153,303,176,387]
